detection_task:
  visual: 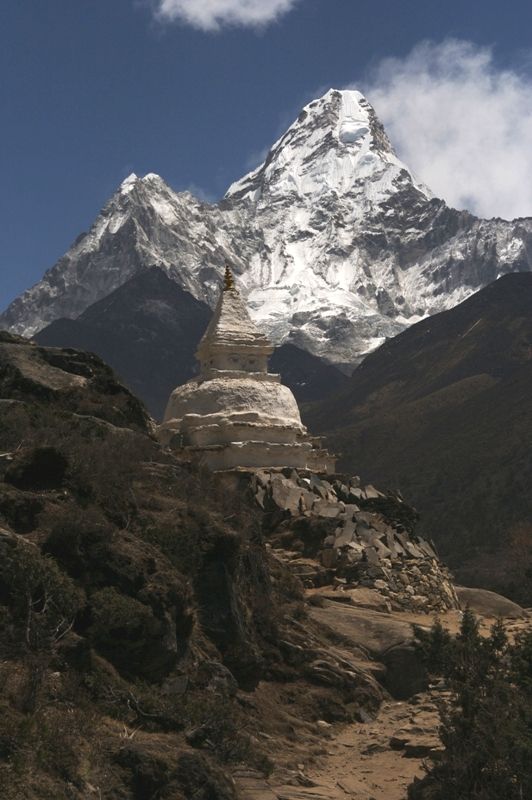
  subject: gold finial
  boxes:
[223,264,235,291]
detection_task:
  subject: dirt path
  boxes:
[234,609,531,800]
[303,695,440,800]
[235,691,440,800]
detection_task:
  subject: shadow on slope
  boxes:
[306,273,532,603]
[35,267,348,419]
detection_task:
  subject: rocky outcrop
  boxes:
[0,330,152,433]
[240,470,458,614]
[455,586,527,619]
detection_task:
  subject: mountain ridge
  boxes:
[2,88,532,365]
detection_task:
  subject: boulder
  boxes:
[309,602,414,657]
[308,601,433,698]
[381,643,428,699]
[455,585,527,619]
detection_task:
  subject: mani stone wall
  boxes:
[248,470,459,614]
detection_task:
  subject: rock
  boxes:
[390,723,442,758]
[404,541,425,559]
[255,486,266,508]
[382,644,428,700]
[299,490,316,512]
[417,538,438,558]
[313,500,340,518]
[364,547,380,566]
[309,602,414,658]
[308,586,390,612]
[333,482,350,501]
[334,520,356,547]
[455,586,527,619]
[321,549,337,569]
[340,503,360,517]
[271,476,306,514]
[309,475,329,499]
[336,775,374,797]
[364,485,385,499]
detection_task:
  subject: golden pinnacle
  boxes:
[223,264,235,291]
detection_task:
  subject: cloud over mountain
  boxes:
[363,39,532,220]
[154,0,299,31]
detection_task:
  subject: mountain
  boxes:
[305,272,532,601]
[35,267,348,418]
[3,89,532,367]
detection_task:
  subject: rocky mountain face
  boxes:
[34,268,348,418]
[3,89,532,367]
[306,273,532,602]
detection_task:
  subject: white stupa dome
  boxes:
[164,377,304,431]
[158,266,335,473]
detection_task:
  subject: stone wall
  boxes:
[244,469,459,614]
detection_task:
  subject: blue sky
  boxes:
[2,0,532,308]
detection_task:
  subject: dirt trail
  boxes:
[234,608,531,800]
[235,691,439,799]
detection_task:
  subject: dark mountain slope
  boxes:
[307,273,532,600]
[35,268,347,418]
[34,268,211,419]
[269,342,348,402]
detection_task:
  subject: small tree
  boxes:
[410,612,532,800]
[0,534,82,711]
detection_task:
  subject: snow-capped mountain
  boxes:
[2,88,532,367]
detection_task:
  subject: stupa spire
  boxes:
[196,267,273,376]
[223,264,235,292]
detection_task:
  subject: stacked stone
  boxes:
[250,470,458,614]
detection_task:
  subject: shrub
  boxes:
[0,534,82,655]
[89,587,178,680]
[410,611,532,800]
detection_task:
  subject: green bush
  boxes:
[410,611,532,800]
[0,535,82,654]
[89,587,177,680]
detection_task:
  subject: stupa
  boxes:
[158,267,336,473]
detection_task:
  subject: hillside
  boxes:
[306,273,532,601]
[0,334,392,799]
[1,333,530,800]
[34,268,347,418]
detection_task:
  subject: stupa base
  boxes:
[185,440,336,474]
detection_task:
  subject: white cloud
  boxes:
[182,182,217,203]
[154,0,299,31]
[361,39,532,220]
